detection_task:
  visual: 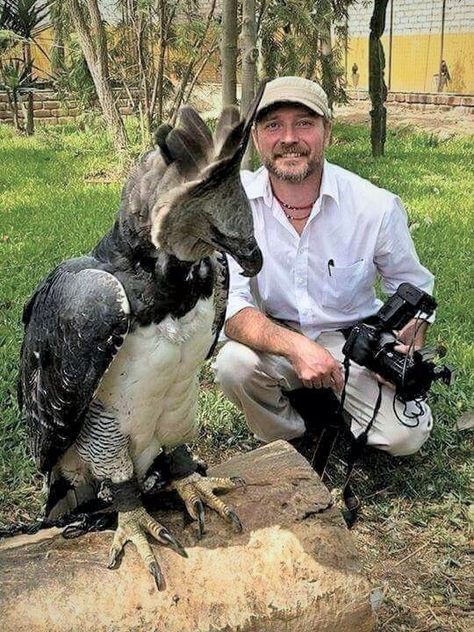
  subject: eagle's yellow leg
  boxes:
[172,473,245,538]
[108,505,187,590]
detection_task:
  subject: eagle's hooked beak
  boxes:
[234,242,263,277]
[210,227,263,277]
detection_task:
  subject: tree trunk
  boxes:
[154,0,168,125]
[66,0,128,152]
[241,0,258,169]
[50,1,66,76]
[320,8,333,111]
[24,41,34,135]
[7,91,22,132]
[221,0,238,107]
[369,0,389,157]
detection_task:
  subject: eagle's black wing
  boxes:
[206,251,229,359]
[19,257,130,474]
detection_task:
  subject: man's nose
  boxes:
[281,125,298,144]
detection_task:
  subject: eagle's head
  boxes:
[148,92,265,277]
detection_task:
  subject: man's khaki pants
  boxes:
[213,331,433,457]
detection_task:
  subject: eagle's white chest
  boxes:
[95,296,215,476]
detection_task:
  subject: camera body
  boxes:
[342,283,453,400]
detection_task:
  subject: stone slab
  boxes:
[0,441,376,632]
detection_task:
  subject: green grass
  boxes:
[0,119,472,627]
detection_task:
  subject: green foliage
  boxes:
[0,0,48,133]
[52,35,96,109]
[0,56,34,94]
[258,0,353,106]
[0,122,472,531]
[0,0,48,39]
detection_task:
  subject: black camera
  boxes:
[342,283,453,401]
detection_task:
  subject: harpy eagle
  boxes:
[18,95,263,590]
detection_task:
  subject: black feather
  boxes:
[20,259,129,473]
[154,123,174,164]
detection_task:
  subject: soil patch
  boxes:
[335,101,474,137]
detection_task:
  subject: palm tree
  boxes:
[0,0,48,134]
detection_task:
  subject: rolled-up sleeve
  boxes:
[375,197,435,321]
[224,254,258,321]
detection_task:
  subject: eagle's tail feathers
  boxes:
[46,470,96,520]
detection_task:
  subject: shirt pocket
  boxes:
[322,259,366,311]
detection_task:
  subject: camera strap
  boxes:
[336,351,383,527]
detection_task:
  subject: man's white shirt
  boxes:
[225,161,434,339]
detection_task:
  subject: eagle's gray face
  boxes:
[151,177,262,277]
[198,170,262,277]
[149,100,265,277]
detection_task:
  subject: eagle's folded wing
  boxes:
[207,252,229,360]
[19,258,130,473]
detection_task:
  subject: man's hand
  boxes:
[375,317,430,387]
[394,317,429,355]
[287,337,344,392]
[225,307,343,392]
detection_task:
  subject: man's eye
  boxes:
[297,120,313,127]
[264,121,280,130]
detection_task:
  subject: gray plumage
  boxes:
[18,89,264,521]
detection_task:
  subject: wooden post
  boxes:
[221,0,238,107]
[241,0,258,169]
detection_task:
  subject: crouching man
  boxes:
[214,76,434,458]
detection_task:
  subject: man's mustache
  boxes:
[273,144,309,158]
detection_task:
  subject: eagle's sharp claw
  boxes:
[196,500,205,539]
[227,510,243,533]
[149,561,166,591]
[107,546,122,569]
[160,528,188,558]
[173,473,244,537]
[108,507,185,589]
[230,476,246,489]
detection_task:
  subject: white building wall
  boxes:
[347,0,474,37]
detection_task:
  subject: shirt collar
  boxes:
[241,161,340,209]
[319,161,340,209]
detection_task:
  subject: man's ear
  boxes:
[323,120,333,147]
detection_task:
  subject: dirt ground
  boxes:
[334,100,474,137]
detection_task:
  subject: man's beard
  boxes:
[262,145,322,183]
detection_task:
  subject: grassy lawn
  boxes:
[0,120,472,631]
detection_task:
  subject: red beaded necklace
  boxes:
[273,191,316,221]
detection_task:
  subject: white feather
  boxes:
[94,296,215,479]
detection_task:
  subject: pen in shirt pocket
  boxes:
[327,258,364,275]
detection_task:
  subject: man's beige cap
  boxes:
[257,76,331,119]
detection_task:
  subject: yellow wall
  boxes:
[30,26,474,94]
[348,32,474,94]
[31,27,54,78]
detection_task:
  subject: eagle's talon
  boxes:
[195,500,205,539]
[159,528,188,558]
[106,507,186,589]
[172,473,244,537]
[227,510,243,532]
[107,545,123,569]
[149,561,166,591]
[230,476,246,489]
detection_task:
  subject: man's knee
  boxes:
[380,405,433,457]
[214,341,260,393]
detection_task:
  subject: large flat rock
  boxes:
[0,440,376,632]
